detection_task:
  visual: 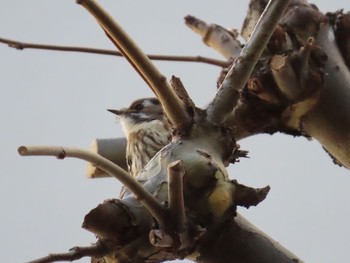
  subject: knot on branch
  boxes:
[281,4,327,45]
[83,199,139,244]
[9,42,24,50]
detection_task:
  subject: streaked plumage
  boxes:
[108,98,171,178]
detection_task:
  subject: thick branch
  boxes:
[86,138,127,178]
[77,0,191,128]
[18,145,167,226]
[0,37,228,67]
[334,11,350,69]
[195,214,304,263]
[302,24,350,168]
[206,0,290,124]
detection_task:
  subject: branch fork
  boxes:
[205,0,291,124]
[77,0,191,130]
[150,160,195,252]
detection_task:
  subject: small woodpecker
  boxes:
[108,98,171,179]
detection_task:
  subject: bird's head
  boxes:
[108,97,165,134]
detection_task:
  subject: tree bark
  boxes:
[302,23,350,168]
[195,214,302,263]
[16,0,350,262]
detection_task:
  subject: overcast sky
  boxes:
[1,1,350,263]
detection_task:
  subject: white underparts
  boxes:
[120,117,166,136]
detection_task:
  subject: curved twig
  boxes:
[77,0,191,129]
[18,145,167,226]
[0,37,228,67]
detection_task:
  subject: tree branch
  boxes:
[28,242,109,263]
[270,37,314,101]
[86,138,127,178]
[76,0,191,129]
[0,37,228,67]
[18,145,167,226]
[184,16,242,59]
[206,0,290,124]
[241,0,268,42]
[168,160,187,231]
[195,214,304,263]
[302,23,350,168]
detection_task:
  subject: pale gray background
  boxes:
[1,1,349,262]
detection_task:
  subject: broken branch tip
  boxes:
[18,146,28,156]
[168,160,183,171]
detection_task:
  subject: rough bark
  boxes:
[80,0,301,262]
[80,1,349,262]
[16,0,350,262]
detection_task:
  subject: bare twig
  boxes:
[0,37,227,67]
[18,145,167,226]
[185,15,242,59]
[28,243,109,263]
[101,27,154,91]
[77,0,191,128]
[206,0,290,124]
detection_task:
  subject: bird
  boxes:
[108,97,172,179]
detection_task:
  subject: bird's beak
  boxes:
[107,109,124,115]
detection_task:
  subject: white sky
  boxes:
[1,1,349,262]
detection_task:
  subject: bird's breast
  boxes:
[126,120,170,177]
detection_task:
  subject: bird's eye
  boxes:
[134,104,143,111]
[151,99,160,105]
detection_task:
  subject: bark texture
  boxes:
[81,0,349,262]
[18,0,350,262]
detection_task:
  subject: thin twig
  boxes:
[101,27,153,90]
[206,0,290,124]
[18,145,167,226]
[28,243,108,263]
[0,37,227,67]
[77,0,191,128]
